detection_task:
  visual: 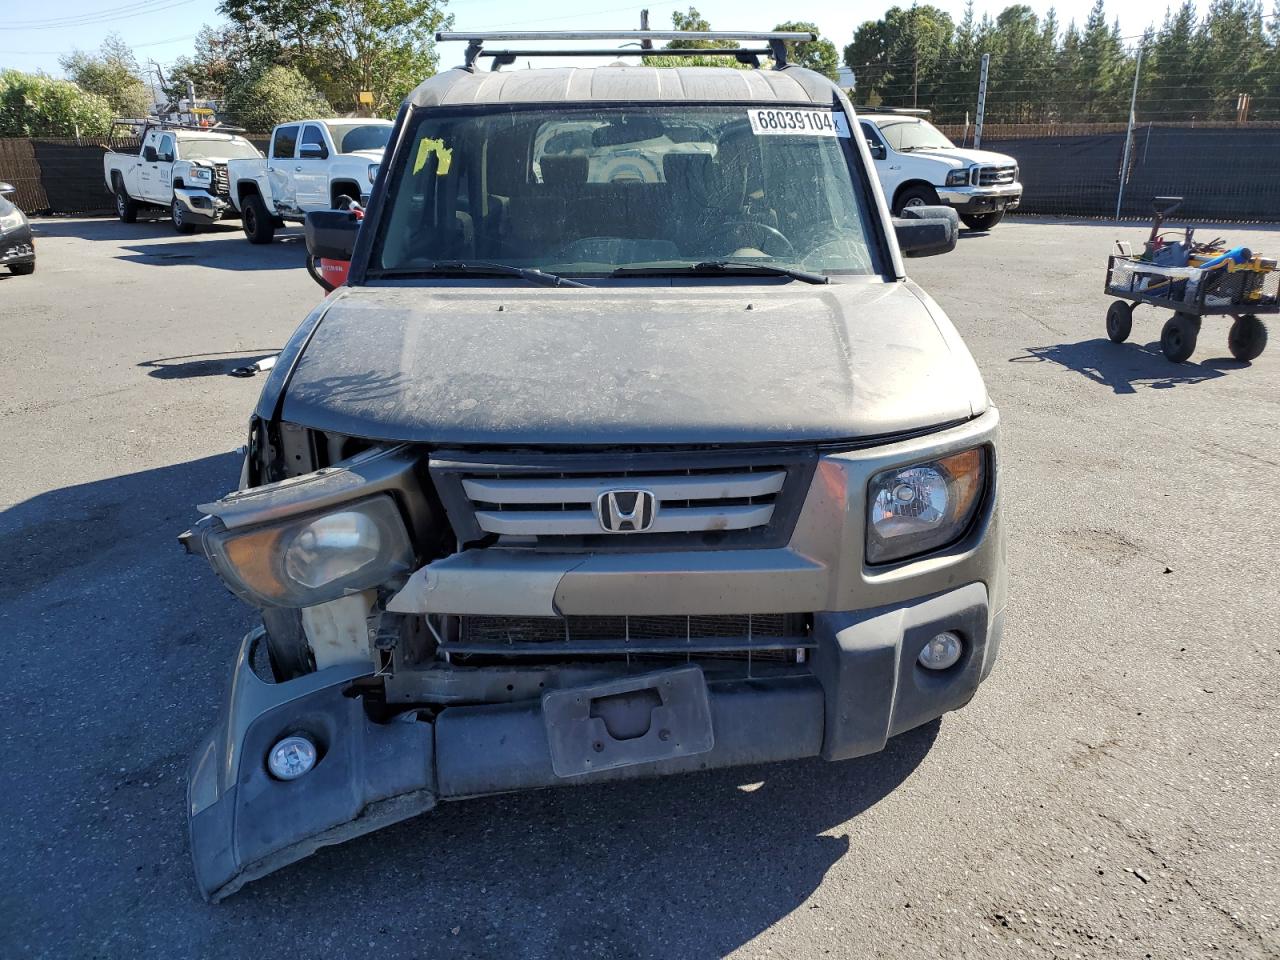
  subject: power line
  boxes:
[0,0,200,31]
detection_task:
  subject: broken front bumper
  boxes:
[188,581,1002,901]
[173,187,231,224]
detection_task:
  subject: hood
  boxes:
[905,147,1015,168]
[273,280,987,446]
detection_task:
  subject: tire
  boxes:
[959,211,1005,231]
[171,198,195,234]
[1160,312,1199,363]
[1228,314,1267,362]
[114,180,138,223]
[1105,300,1133,343]
[241,192,276,244]
[261,608,314,681]
[8,260,34,276]
[894,184,940,215]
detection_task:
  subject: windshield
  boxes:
[876,119,955,152]
[326,122,392,154]
[371,105,880,279]
[180,138,261,161]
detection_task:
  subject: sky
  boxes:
[0,0,1204,79]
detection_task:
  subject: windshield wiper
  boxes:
[612,260,829,285]
[383,261,586,287]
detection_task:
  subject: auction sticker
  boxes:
[747,108,850,137]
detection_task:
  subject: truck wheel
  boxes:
[894,184,940,215]
[115,181,139,223]
[242,193,276,244]
[1105,300,1133,342]
[1160,312,1199,363]
[171,198,195,234]
[1228,314,1267,361]
[960,211,1004,231]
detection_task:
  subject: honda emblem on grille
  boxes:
[596,489,657,533]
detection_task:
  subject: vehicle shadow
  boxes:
[235,721,940,958]
[1011,337,1248,394]
[138,350,281,379]
[117,234,304,271]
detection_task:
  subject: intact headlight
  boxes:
[198,494,413,606]
[188,167,212,185]
[866,448,987,564]
[0,210,23,231]
[945,168,969,187]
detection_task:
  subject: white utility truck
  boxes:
[226,118,392,243]
[858,108,1022,230]
[103,121,262,233]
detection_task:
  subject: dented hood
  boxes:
[275,280,987,446]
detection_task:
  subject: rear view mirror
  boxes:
[142,146,158,162]
[592,117,664,147]
[305,210,359,262]
[867,140,886,160]
[299,142,328,160]
[893,205,959,258]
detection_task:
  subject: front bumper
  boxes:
[936,184,1022,214]
[1,223,34,265]
[174,187,232,224]
[189,581,1003,901]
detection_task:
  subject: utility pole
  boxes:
[1115,46,1143,221]
[974,53,989,149]
[640,9,652,49]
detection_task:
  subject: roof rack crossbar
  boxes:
[440,29,815,71]
[109,117,246,133]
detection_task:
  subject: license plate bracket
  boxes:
[542,666,715,778]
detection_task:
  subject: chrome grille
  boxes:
[213,163,230,198]
[461,468,785,538]
[978,165,1016,186]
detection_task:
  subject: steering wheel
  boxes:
[721,220,796,258]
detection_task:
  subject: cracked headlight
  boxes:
[197,494,413,606]
[187,167,212,185]
[866,448,987,564]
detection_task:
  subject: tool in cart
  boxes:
[1102,196,1274,363]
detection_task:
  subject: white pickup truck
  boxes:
[103,123,263,233]
[226,118,392,243]
[858,109,1022,231]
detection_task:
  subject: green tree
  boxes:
[58,34,152,118]
[223,64,331,131]
[218,0,450,115]
[844,5,954,109]
[0,70,114,137]
[643,6,747,68]
[772,21,840,79]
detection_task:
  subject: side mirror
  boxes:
[893,205,959,258]
[305,209,359,262]
[867,141,886,161]
[0,182,14,195]
[299,142,328,160]
[142,146,158,162]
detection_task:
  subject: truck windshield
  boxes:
[326,122,392,153]
[371,105,880,279]
[877,119,955,152]
[180,139,262,161]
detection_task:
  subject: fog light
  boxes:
[267,735,317,780]
[918,631,963,670]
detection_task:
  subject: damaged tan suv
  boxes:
[183,29,1005,900]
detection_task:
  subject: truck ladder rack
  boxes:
[436,30,816,71]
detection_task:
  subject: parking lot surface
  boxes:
[1,216,1277,959]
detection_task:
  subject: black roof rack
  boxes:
[436,30,817,72]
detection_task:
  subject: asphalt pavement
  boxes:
[0,214,1276,959]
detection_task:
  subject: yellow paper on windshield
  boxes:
[414,138,452,175]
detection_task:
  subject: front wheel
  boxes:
[1106,300,1133,343]
[8,260,34,276]
[1228,314,1268,361]
[241,193,276,244]
[115,182,138,223]
[893,184,940,215]
[171,198,195,234]
[1161,312,1199,363]
[960,211,1004,231]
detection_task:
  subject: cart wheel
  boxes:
[1105,300,1133,342]
[1228,314,1267,362]
[1160,312,1198,363]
